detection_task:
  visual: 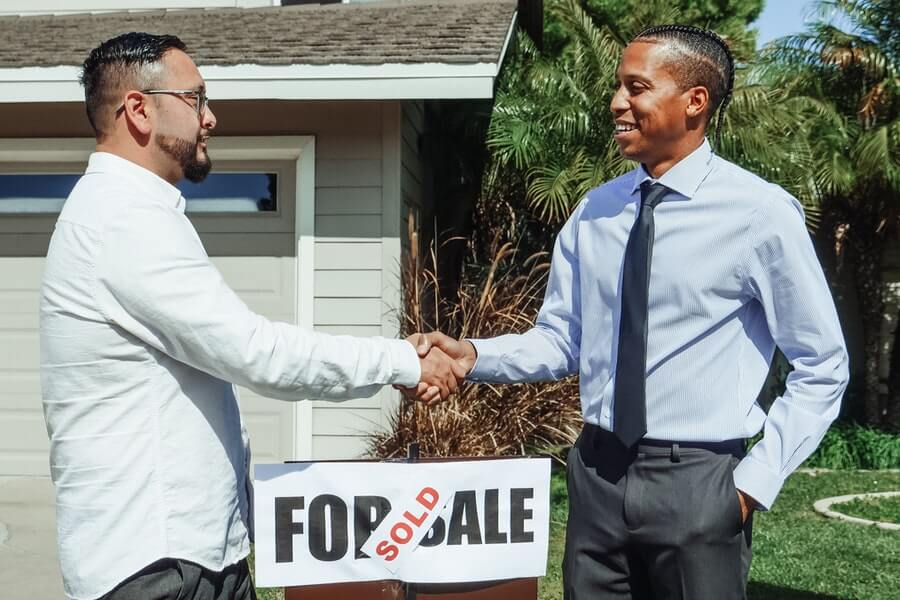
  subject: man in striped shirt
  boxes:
[415,24,848,599]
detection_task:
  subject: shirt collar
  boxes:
[86,152,186,212]
[630,138,714,199]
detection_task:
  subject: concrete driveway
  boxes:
[0,477,64,599]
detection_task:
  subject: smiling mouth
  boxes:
[614,123,638,134]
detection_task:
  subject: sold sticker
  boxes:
[360,484,451,572]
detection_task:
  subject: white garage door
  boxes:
[0,158,299,476]
[0,258,45,476]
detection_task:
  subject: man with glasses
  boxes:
[40,32,463,600]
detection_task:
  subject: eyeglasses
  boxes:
[139,88,209,116]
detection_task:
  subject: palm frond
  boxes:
[853,122,900,192]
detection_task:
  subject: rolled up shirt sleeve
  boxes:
[93,203,420,400]
[733,192,849,510]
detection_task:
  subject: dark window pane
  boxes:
[0,172,278,214]
[0,174,80,213]
[177,173,277,213]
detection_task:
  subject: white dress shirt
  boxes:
[40,152,421,600]
[469,140,848,510]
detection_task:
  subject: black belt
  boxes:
[581,423,746,457]
[640,436,745,455]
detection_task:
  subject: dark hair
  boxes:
[632,24,735,148]
[80,32,187,137]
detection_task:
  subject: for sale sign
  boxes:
[253,458,551,588]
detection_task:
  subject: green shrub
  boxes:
[803,423,900,469]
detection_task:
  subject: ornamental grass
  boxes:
[369,221,581,460]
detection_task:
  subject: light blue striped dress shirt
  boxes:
[468,139,849,509]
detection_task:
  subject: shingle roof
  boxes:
[0,0,517,69]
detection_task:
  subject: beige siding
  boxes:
[316,215,381,240]
[315,325,383,337]
[311,435,371,460]
[314,271,381,297]
[305,102,398,459]
[314,242,383,270]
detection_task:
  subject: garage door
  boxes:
[0,160,298,476]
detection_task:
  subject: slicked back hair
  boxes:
[632,24,735,148]
[80,32,187,139]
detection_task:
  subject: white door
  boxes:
[213,256,296,467]
[0,258,46,476]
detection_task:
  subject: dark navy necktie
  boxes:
[613,181,668,448]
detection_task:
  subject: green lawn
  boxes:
[538,469,900,600]
[836,494,900,524]
[253,469,900,600]
[745,470,900,599]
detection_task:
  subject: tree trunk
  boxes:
[850,222,886,428]
[821,199,886,428]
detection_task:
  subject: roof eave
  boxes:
[0,62,502,102]
[0,10,518,103]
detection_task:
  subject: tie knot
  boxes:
[640,181,667,208]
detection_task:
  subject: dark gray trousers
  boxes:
[100,558,257,600]
[563,425,753,600]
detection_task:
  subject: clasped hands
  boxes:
[402,332,477,403]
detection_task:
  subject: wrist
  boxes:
[461,340,478,372]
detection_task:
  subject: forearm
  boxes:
[467,326,578,383]
[209,318,421,400]
[96,208,421,400]
[733,349,848,509]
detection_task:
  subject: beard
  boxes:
[155,133,212,183]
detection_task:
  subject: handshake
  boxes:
[401,332,478,403]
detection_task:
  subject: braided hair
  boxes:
[632,24,735,149]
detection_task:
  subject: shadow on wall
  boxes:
[748,582,844,599]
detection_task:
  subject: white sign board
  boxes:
[253,458,551,588]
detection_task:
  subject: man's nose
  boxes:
[610,87,628,114]
[203,104,217,130]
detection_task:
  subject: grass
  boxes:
[745,470,900,599]
[538,468,900,600]
[835,494,900,524]
[252,469,900,600]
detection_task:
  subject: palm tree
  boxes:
[485,0,823,223]
[479,0,840,426]
[762,0,899,429]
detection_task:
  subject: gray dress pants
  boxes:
[100,558,257,600]
[563,425,753,600]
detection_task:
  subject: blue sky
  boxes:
[753,0,817,48]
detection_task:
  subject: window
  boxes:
[0,173,79,213]
[180,173,278,213]
[0,171,282,215]
[0,137,312,257]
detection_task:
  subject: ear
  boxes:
[685,85,710,120]
[121,90,153,136]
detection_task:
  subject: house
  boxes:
[0,0,522,478]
